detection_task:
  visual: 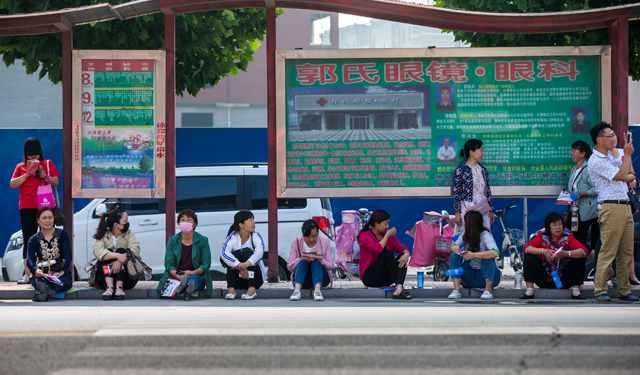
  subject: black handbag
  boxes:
[628,175,640,212]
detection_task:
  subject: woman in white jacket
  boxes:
[221,210,267,300]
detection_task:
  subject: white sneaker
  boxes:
[290,290,302,301]
[448,290,461,299]
[313,290,324,301]
[481,291,493,299]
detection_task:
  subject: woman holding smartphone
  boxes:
[10,137,59,284]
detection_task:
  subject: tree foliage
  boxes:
[434,0,640,81]
[0,1,282,96]
[139,155,153,173]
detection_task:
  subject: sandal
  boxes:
[115,286,125,301]
[241,292,257,300]
[392,290,412,300]
[102,286,114,301]
[225,293,236,300]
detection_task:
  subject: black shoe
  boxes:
[178,275,189,295]
[519,293,534,300]
[34,282,56,298]
[32,293,49,302]
[619,294,640,301]
[595,294,611,302]
[629,279,640,286]
[183,282,196,301]
[571,293,586,300]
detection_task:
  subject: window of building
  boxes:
[181,112,214,128]
[374,112,394,129]
[311,14,331,46]
[326,113,346,130]
[398,113,418,129]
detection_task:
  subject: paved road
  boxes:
[1,299,639,374]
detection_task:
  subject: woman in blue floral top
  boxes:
[452,139,495,230]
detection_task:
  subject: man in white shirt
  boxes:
[587,122,639,302]
[437,137,456,162]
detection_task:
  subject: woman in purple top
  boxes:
[358,210,411,299]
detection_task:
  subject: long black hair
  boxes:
[227,210,255,237]
[459,139,483,159]
[301,219,319,237]
[462,211,489,253]
[358,209,391,240]
[93,209,126,240]
[21,137,45,167]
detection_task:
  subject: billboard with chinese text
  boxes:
[276,47,610,198]
[72,50,166,198]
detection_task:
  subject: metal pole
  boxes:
[610,19,620,139]
[523,198,528,239]
[616,15,629,138]
[165,13,176,242]
[61,28,74,276]
[266,4,279,282]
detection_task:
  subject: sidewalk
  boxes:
[1,277,639,300]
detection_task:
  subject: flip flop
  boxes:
[225,293,236,300]
[241,293,257,300]
[392,290,412,300]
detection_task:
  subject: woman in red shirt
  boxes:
[358,209,411,300]
[9,138,59,284]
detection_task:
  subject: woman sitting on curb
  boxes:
[157,209,213,300]
[358,209,412,300]
[92,209,140,301]
[519,212,589,300]
[27,207,73,302]
[288,219,334,301]
[448,210,501,300]
[222,210,267,300]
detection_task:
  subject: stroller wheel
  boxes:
[336,268,347,280]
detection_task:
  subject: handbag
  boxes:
[37,256,65,274]
[48,160,66,226]
[628,174,640,212]
[125,248,146,279]
[562,207,572,229]
[467,197,492,215]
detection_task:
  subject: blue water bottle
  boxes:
[417,271,424,288]
[570,192,579,201]
[551,270,563,289]
[446,267,464,277]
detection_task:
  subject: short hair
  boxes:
[301,219,320,237]
[36,206,55,221]
[440,85,451,93]
[544,212,564,236]
[576,110,585,116]
[589,121,613,146]
[571,140,592,159]
[177,209,198,226]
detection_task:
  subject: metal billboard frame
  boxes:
[276,46,611,198]
[71,49,166,199]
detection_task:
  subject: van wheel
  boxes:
[262,255,291,281]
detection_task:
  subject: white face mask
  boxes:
[179,222,194,234]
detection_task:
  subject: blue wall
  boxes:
[1,127,639,257]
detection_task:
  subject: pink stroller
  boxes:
[334,209,369,279]
[406,211,458,281]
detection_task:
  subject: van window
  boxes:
[248,176,307,210]
[102,199,160,216]
[176,176,238,212]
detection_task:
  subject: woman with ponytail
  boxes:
[92,208,141,300]
[357,210,412,299]
[221,210,267,300]
[452,139,495,230]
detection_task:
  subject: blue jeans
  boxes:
[32,274,72,295]
[178,275,205,297]
[294,260,330,289]
[449,253,501,289]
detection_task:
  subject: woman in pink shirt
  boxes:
[358,210,412,299]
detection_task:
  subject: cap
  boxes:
[24,137,42,157]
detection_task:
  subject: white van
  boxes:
[2,164,335,281]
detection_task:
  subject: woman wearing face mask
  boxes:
[221,210,267,300]
[358,209,412,300]
[27,206,72,302]
[10,137,60,284]
[157,209,212,300]
[92,209,140,300]
[452,138,495,230]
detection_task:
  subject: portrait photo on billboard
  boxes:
[571,107,591,134]
[435,84,456,112]
[436,135,457,163]
[287,85,431,142]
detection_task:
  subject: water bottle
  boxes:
[550,270,563,289]
[514,270,523,289]
[570,192,579,201]
[417,271,424,288]
[446,267,464,277]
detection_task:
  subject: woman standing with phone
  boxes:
[9,137,59,284]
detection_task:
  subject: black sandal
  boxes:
[393,290,412,300]
[102,286,114,301]
[115,286,126,301]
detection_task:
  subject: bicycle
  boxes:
[494,204,525,273]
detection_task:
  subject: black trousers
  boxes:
[226,249,264,290]
[20,208,39,259]
[361,249,407,287]
[573,217,600,253]
[95,248,139,290]
[523,254,586,288]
